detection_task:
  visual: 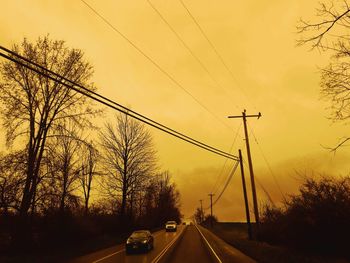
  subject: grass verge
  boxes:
[204,222,349,263]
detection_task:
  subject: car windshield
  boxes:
[167,221,176,224]
[130,231,148,238]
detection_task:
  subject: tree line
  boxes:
[0,36,182,252]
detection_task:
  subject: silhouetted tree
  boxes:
[0,36,99,218]
[155,171,182,225]
[46,122,83,213]
[99,113,156,220]
[0,150,27,214]
[138,171,182,227]
[140,179,158,226]
[79,141,99,215]
[203,214,218,225]
[298,1,350,150]
[194,207,204,224]
[260,176,350,255]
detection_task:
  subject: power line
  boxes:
[205,160,239,209]
[0,45,235,159]
[146,0,234,104]
[211,123,241,194]
[0,46,239,161]
[242,157,275,207]
[146,0,246,196]
[211,153,231,195]
[80,0,232,130]
[178,0,256,111]
[248,123,285,200]
[178,0,238,83]
[212,161,239,206]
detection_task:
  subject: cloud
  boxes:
[175,150,350,222]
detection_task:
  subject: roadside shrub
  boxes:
[202,214,218,227]
[260,176,350,256]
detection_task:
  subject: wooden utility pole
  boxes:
[228,110,261,228]
[239,149,253,240]
[208,193,214,227]
[199,199,204,223]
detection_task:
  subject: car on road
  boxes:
[126,230,154,254]
[165,220,177,232]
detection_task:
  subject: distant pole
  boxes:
[199,199,204,223]
[208,193,214,227]
[228,110,261,228]
[239,149,253,240]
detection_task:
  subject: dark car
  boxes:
[126,230,154,254]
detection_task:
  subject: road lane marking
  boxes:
[92,248,125,263]
[151,228,185,263]
[195,224,223,263]
[91,229,166,263]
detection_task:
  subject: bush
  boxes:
[202,214,218,227]
[260,176,350,257]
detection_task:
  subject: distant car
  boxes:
[126,230,154,254]
[165,221,177,232]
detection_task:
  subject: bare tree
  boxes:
[99,113,156,219]
[0,151,27,214]
[194,207,204,224]
[155,171,181,224]
[298,1,350,150]
[46,122,83,213]
[0,36,99,217]
[140,171,182,227]
[79,141,99,215]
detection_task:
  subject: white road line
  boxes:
[151,228,185,263]
[91,248,125,263]
[195,224,223,263]
[91,229,170,263]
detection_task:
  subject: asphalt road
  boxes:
[70,225,185,263]
[166,225,214,263]
[69,224,255,263]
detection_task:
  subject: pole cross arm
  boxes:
[228,112,262,119]
[227,110,261,228]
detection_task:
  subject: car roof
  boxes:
[133,230,150,234]
[166,221,176,223]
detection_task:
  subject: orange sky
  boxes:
[1,0,350,221]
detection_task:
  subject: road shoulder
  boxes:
[197,225,256,263]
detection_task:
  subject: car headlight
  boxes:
[142,240,148,244]
[127,238,132,244]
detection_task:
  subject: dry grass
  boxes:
[205,222,348,263]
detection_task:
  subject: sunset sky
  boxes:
[1,0,350,221]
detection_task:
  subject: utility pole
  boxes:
[228,110,261,228]
[199,199,204,223]
[208,193,214,227]
[239,149,253,240]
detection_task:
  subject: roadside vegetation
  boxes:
[0,36,182,262]
[259,176,350,259]
[203,175,350,263]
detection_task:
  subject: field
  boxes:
[206,222,349,263]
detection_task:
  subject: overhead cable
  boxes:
[146,0,233,102]
[178,0,237,83]
[80,0,231,130]
[178,0,258,111]
[0,47,239,161]
[211,122,242,194]
[248,123,285,200]
[205,160,239,209]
